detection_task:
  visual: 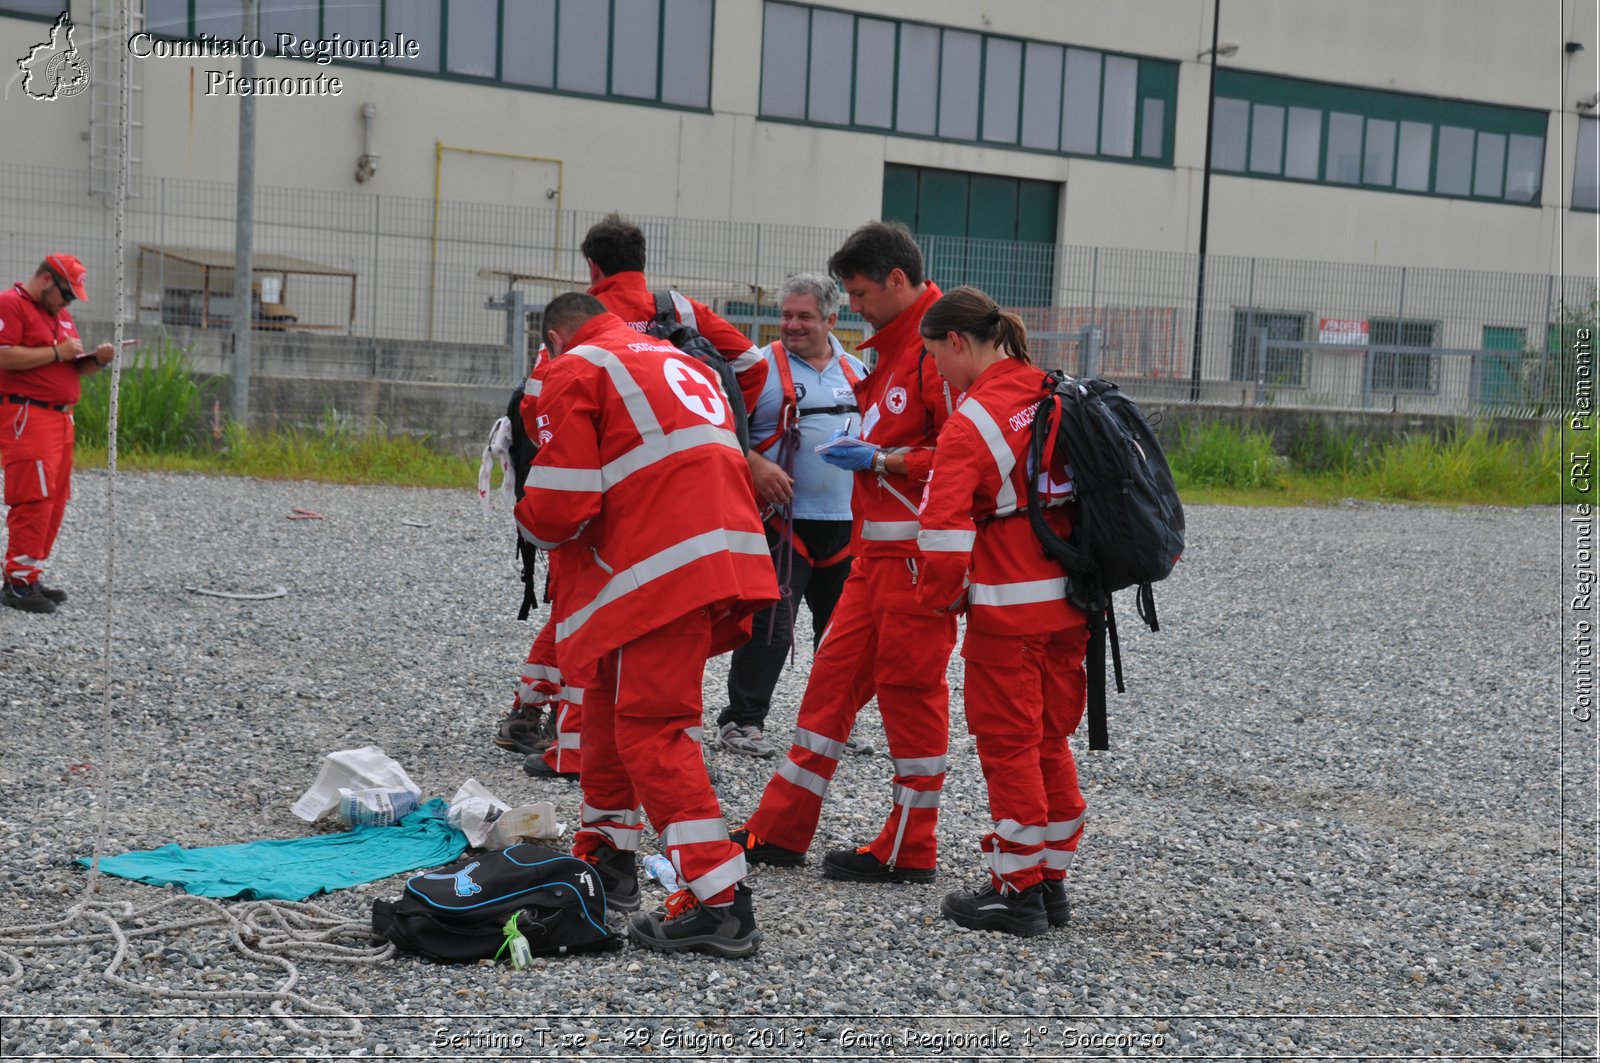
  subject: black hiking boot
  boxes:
[1040,877,1070,927]
[581,843,640,913]
[1,582,56,614]
[820,845,936,884]
[941,881,1049,937]
[628,882,761,958]
[730,827,806,868]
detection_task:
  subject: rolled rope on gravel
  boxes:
[187,585,289,601]
[0,895,385,1039]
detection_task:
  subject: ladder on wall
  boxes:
[87,0,143,203]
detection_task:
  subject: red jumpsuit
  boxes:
[916,357,1087,892]
[0,283,86,586]
[744,282,960,871]
[512,355,584,775]
[516,311,777,904]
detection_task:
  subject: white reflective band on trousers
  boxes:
[994,818,1047,846]
[956,400,1019,514]
[795,727,845,761]
[861,519,921,542]
[917,527,976,553]
[661,816,748,902]
[967,577,1070,608]
[578,802,645,851]
[777,757,829,798]
[987,839,1045,878]
[555,528,769,642]
[1043,812,1086,871]
[559,685,585,705]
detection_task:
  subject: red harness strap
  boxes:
[753,342,862,455]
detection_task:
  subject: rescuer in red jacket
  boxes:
[515,292,778,958]
[734,222,959,882]
[0,254,117,614]
[579,213,764,418]
[916,286,1088,937]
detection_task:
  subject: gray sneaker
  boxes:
[719,723,777,758]
[841,731,875,756]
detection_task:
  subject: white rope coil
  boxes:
[0,896,386,1039]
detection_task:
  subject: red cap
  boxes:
[44,253,88,302]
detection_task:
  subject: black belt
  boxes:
[1,394,71,413]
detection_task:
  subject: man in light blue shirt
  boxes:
[719,273,872,758]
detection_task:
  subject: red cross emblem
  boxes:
[664,358,727,425]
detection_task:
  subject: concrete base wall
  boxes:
[140,326,1554,458]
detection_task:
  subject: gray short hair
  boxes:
[778,272,840,319]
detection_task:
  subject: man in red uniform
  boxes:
[516,292,777,958]
[492,215,766,771]
[0,254,116,614]
[580,213,764,417]
[735,221,959,882]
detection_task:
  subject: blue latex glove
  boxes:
[816,428,880,472]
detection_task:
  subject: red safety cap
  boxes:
[44,253,88,302]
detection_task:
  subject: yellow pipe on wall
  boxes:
[426,142,566,341]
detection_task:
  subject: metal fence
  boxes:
[3,160,1591,417]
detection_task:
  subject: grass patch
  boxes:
[1166,419,1567,507]
[77,340,217,454]
[77,413,477,488]
[1168,420,1285,491]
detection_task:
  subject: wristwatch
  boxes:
[872,450,889,475]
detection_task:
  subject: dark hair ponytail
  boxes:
[919,286,1030,363]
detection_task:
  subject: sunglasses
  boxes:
[48,272,74,305]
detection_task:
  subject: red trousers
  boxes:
[963,625,1089,891]
[1,404,74,585]
[571,608,743,904]
[745,556,958,869]
[518,614,582,773]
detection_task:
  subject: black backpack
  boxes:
[505,388,544,620]
[648,291,750,452]
[1025,372,1185,750]
[371,844,620,964]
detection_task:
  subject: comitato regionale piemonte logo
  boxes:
[16,11,90,102]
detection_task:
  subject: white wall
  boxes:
[1,0,1595,279]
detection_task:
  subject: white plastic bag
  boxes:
[446,777,511,848]
[291,745,421,823]
[485,801,562,848]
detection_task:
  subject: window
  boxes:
[1210,70,1546,206]
[882,164,1059,306]
[1480,326,1528,406]
[758,4,1177,165]
[1230,310,1307,388]
[1369,319,1437,392]
[1575,117,1599,211]
[0,0,62,16]
[144,0,713,108]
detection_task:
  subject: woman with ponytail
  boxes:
[915,286,1087,937]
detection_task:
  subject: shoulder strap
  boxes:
[667,290,699,332]
[918,348,954,444]
[652,290,675,327]
[839,354,862,387]
[753,342,797,455]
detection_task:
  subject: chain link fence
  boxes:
[3,160,1590,417]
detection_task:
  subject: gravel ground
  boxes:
[0,469,1591,1060]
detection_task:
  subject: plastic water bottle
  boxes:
[338,787,420,827]
[642,854,680,892]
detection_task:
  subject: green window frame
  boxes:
[1368,318,1438,393]
[758,1,1177,167]
[1229,309,1308,388]
[142,0,714,111]
[1210,70,1546,207]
